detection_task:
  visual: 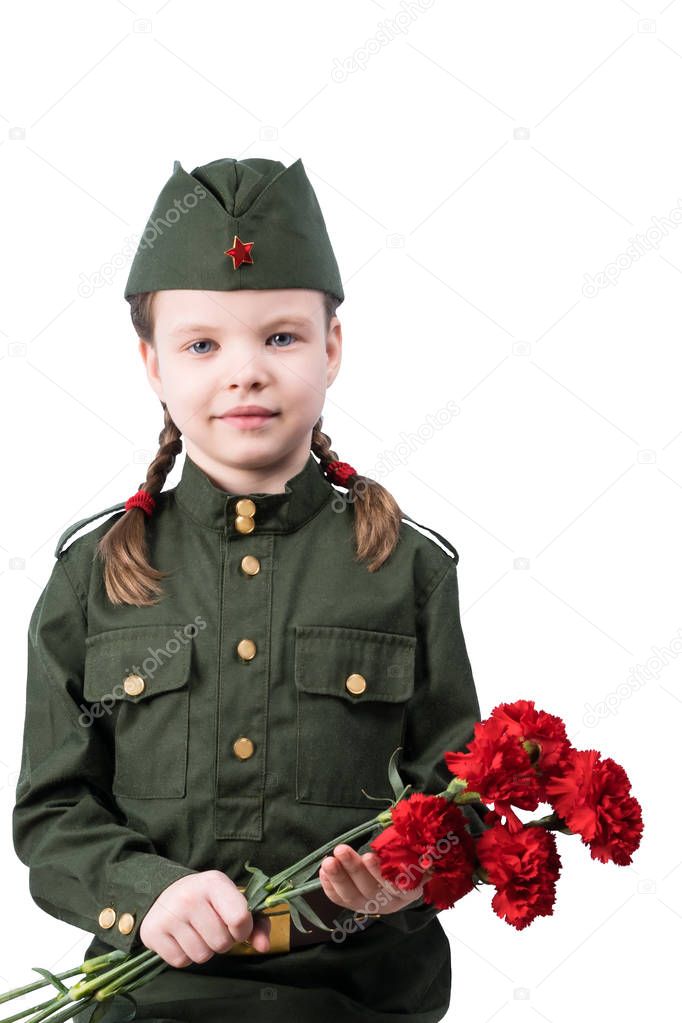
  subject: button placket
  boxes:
[215,502,272,840]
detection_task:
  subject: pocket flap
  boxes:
[83,625,193,704]
[294,625,415,703]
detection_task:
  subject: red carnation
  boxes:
[445,716,542,833]
[490,699,574,787]
[370,793,478,911]
[476,820,562,930]
[544,748,644,865]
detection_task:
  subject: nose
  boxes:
[216,337,272,394]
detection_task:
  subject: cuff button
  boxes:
[118,912,136,935]
[98,907,116,929]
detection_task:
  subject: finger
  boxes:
[319,863,355,908]
[332,845,386,903]
[319,859,355,907]
[320,854,366,908]
[188,899,234,954]
[208,887,254,945]
[248,912,271,953]
[153,932,192,969]
[172,920,216,964]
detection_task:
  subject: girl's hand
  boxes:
[139,870,271,967]
[319,844,432,916]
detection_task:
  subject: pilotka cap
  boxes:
[124,156,344,304]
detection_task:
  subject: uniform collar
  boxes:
[173,450,334,535]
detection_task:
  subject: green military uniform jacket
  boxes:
[12,452,483,1023]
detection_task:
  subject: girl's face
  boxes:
[139,288,342,480]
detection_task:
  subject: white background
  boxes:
[0,1,676,1019]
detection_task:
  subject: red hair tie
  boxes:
[125,489,156,517]
[324,460,357,487]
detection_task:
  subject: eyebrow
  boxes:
[170,316,314,336]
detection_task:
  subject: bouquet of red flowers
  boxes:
[370,698,644,930]
[0,699,643,1020]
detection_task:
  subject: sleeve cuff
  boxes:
[99,854,200,953]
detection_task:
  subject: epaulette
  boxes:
[401,513,459,564]
[54,501,127,559]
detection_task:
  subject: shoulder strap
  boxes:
[54,501,127,559]
[401,513,459,564]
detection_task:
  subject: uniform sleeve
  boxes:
[12,555,198,954]
[376,555,486,933]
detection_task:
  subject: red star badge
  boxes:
[224,234,254,270]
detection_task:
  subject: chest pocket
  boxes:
[83,625,193,799]
[294,625,415,809]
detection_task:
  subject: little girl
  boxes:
[13,156,484,1023]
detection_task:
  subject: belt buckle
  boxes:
[226,885,291,955]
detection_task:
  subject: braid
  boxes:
[143,403,183,497]
[96,403,183,606]
[311,417,404,573]
[311,421,341,469]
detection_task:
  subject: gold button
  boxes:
[237,638,257,661]
[123,673,145,697]
[233,736,255,759]
[98,907,116,929]
[118,912,136,935]
[240,555,261,576]
[345,673,367,695]
[236,498,256,517]
[235,515,255,534]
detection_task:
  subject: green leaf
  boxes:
[387,746,405,801]
[286,898,313,935]
[242,861,271,906]
[31,967,69,995]
[287,894,334,934]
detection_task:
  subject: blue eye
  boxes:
[188,339,215,355]
[187,333,298,354]
[267,332,297,348]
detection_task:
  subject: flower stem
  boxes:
[68,949,156,1001]
[0,950,129,1021]
[6,991,69,1023]
[525,810,572,833]
[0,992,66,1023]
[264,813,390,892]
[93,953,164,1001]
[25,994,93,1023]
[0,952,125,1006]
[259,877,325,909]
[115,959,167,995]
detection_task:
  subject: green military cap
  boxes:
[124,156,344,304]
